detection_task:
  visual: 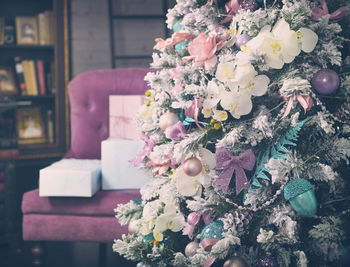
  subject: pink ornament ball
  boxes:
[185,241,199,257]
[128,220,139,234]
[311,69,340,95]
[183,157,202,176]
[159,112,179,131]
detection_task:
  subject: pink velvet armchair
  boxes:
[21,68,151,266]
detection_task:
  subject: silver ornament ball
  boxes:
[185,241,199,257]
[223,256,248,267]
[128,220,139,234]
[159,112,179,131]
[183,157,202,176]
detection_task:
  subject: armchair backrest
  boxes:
[66,68,151,159]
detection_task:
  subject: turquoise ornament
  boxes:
[142,233,154,243]
[175,41,189,51]
[284,178,317,217]
[172,21,184,32]
[200,220,225,242]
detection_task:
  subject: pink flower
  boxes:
[169,64,183,79]
[154,30,192,51]
[154,38,173,51]
[171,30,192,44]
[183,33,223,70]
[146,157,172,176]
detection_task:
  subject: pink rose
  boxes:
[183,33,223,70]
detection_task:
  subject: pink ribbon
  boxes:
[221,0,242,23]
[146,158,172,176]
[183,212,201,239]
[213,148,256,195]
[185,98,204,130]
[281,95,313,119]
[311,0,349,20]
[200,238,220,267]
[130,132,156,166]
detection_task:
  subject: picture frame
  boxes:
[0,17,5,45]
[0,66,18,95]
[15,16,38,45]
[16,107,47,144]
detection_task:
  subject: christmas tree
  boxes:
[114,0,350,266]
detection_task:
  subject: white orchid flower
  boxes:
[220,86,253,119]
[203,80,225,110]
[202,80,227,118]
[175,147,216,197]
[245,19,318,69]
[154,203,186,234]
[216,61,236,83]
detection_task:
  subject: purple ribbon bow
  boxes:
[311,0,349,20]
[213,148,256,195]
[130,131,156,166]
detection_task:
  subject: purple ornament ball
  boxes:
[235,34,252,50]
[258,257,277,267]
[240,0,258,12]
[311,69,340,95]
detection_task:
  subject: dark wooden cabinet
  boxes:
[0,0,69,251]
[0,0,70,159]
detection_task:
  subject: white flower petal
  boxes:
[176,168,202,197]
[198,147,216,170]
[233,64,257,87]
[299,28,318,53]
[272,19,290,38]
[203,98,219,109]
[237,93,253,116]
[251,75,270,96]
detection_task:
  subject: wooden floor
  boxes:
[0,241,136,267]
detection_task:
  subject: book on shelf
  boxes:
[0,17,5,45]
[0,183,4,193]
[45,61,55,95]
[0,148,19,160]
[13,56,28,95]
[46,108,54,143]
[22,59,38,96]
[37,11,55,46]
[0,171,4,183]
[35,59,46,95]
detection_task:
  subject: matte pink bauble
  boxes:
[185,241,199,257]
[159,112,179,131]
[183,157,202,176]
[128,220,139,234]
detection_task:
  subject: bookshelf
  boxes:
[0,0,69,160]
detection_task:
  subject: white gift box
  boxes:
[101,138,150,190]
[39,159,101,197]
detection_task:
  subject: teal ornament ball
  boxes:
[200,220,225,242]
[172,21,184,32]
[175,41,189,51]
[284,178,317,217]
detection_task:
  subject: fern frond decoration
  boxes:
[248,116,312,193]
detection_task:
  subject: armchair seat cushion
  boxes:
[22,189,141,216]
